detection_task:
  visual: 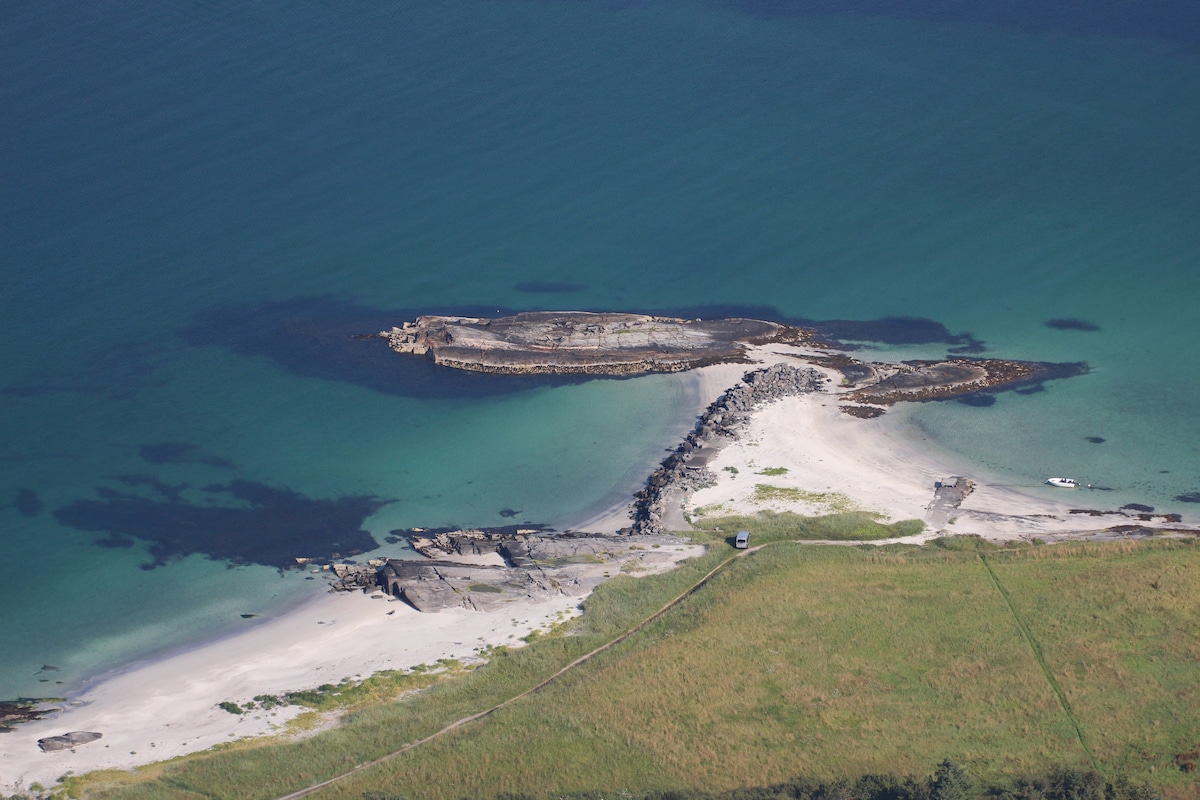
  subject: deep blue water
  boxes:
[2,0,1198,698]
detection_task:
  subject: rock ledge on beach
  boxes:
[38,731,102,752]
[379,532,692,612]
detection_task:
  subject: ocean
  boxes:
[2,0,1197,699]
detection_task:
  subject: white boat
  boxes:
[1045,477,1079,488]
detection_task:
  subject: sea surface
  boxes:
[2,0,1198,699]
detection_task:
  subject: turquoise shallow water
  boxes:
[1,0,1198,698]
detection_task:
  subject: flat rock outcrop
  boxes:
[841,358,1088,406]
[38,731,102,752]
[1,700,58,732]
[376,311,805,375]
[380,532,693,612]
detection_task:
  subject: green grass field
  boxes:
[700,510,926,542]
[68,535,1200,800]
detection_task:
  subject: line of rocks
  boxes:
[628,363,827,535]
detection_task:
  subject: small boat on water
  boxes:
[1045,477,1079,488]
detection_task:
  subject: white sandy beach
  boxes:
[0,589,583,792]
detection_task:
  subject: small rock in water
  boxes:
[1045,318,1101,332]
[1084,436,1105,444]
[14,488,44,517]
[240,614,257,619]
[498,508,521,518]
[1175,492,1200,504]
[40,664,60,672]
[957,394,996,407]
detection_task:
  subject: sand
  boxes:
[0,589,582,792]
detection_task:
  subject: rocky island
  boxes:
[375,311,806,374]
[371,311,1086,407]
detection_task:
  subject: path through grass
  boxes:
[979,552,1098,770]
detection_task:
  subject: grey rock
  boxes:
[38,731,102,752]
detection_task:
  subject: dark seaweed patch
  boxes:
[639,304,986,351]
[514,282,587,294]
[957,394,996,407]
[1120,503,1155,513]
[55,480,389,569]
[1013,383,1046,395]
[138,443,237,470]
[1175,492,1200,504]
[1045,318,1101,332]
[1085,436,1106,444]
[110,474,189,503]
[812,316,985,351]
[181,296,591,400]
[13,488,43,517]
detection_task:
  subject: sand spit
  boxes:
[685,369,1197,544]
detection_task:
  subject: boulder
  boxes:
[38,731,102,752]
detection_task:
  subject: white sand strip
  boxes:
[0,590,580,793]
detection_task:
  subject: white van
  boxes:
[734,530,751,549]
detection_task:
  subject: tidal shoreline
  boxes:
[3,341,1194,795]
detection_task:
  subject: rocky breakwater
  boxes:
[374,311,808,375]
[380,528,696,612]
[629,363,828,535]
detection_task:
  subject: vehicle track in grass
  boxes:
[979,552,1099,772]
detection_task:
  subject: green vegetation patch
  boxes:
[751,484,859,512]
[756,467,789,476]
[534,554,606,567]
[703,510,924,543]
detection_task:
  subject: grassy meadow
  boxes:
[67,533,1200,800]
